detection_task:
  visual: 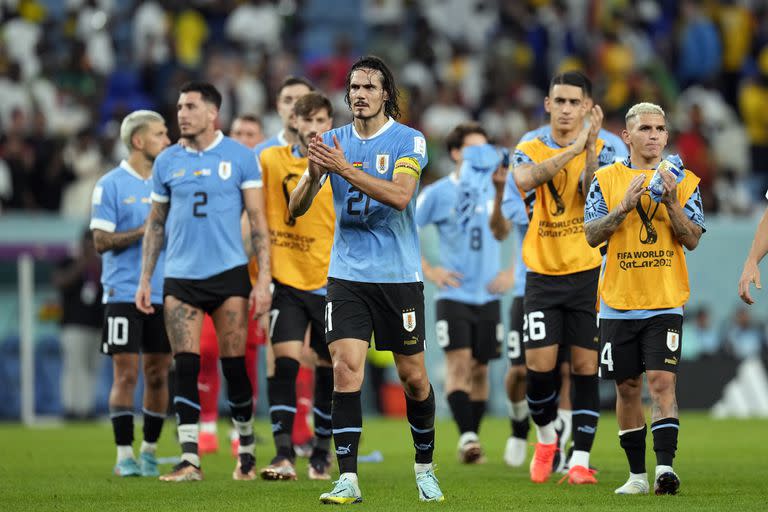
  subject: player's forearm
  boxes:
[584,206,629,247]
[420,257,434,283]
[139,203,168,283]
[248,208,271,285]
[514,148,578,192]
[337,165,412,211]
[745,207,768,266]
[581,144,598,196]
[93,227,144,254]
[289,174,321,218]
[665,201,702,251]
[489,190,512,241]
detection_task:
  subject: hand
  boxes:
[738,260,762,305]
[659,168,678,206]
[307,134,327,181]
[426,266,462,289]
[308,134,350,174]
[571,123,591,153]
[492,163,509,194]
[487,268,515,294]
[135,281,154,314]
[618,175,646,215]
[249,280,272,317]
[587,105,604,145]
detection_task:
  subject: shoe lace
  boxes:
[329,479,353,496]
[416,470,442,497]
[533,444,554,466]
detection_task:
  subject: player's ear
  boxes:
[544,96,551,114]
[621,129,630,146]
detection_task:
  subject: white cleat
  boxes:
[503,436,528,467]
[615,476,650,495]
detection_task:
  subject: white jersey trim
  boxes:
[241,179,263,189]
[184,130,224,154]
[90,218,116,232]
[119,160,150,181]
[351,117,395,140]
[151,192,169,203]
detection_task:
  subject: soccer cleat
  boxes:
[654,470,680,495]
[319,475,363,504]
[198,431,218,455]
[260,456,297,481]
[159,460,203,482]
[232,453,257,481]
[113,457,141,477]
[615,477,650,495]
[308,451,332,480]
[139,451,159,477]
[560,464,597,485]
[529,442,557,483]
[458,440,485,464]
[503,436,528,467]
[415,466,445,502]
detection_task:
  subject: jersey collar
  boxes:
[277,129,288,146]
[184,130,224,153]
[351,117,395,140]
[119,160,149,181]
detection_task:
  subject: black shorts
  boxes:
[508,296,525,366]
[435,299,501,364]
[101,303,170,355]
[325,277,425,356]
[270,280,331,362]
[164,265,251,314]
[599,314,683,381]
[523,268,599,351]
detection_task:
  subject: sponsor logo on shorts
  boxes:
[403,309,417,332]
[664,357,678,366]
[666,330,680,351]
[404,336,419,346]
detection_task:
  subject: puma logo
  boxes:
[336,444,353,456]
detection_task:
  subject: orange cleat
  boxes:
[198,431,219,455]
[560,465,598,485]
[529,442,557,483]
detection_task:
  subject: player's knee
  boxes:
[570,357,598,375]
[114,369,138,391]
[616,377,642,400]
[332,358,363,390]
[398,368,428,397]
[647,373,676,397]
[143,364,168,391]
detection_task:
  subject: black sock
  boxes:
[332,390,362,474]
[652,418,679,467]
[526,369,558,427]
[221,356,254,449]
[142,408,165,444]
[446,390,474,434]
[110,406,134,447]
[620,425,647,474]
[173,353,201,462]
[511,418,530,440]
[406,386,436,464]
[571,374,600,453]
[267,357,299,459]
[313,366,334,454]
[471,400,486,434]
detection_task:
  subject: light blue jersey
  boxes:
[90,161,165,304]
[323,118,428,283]
[151,132,261,279]
[520,124,629,160]
[253,130,288,158]
[500,175,530,298]
[416,174,501,305]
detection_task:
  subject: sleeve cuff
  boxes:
[241,180,263,189]
[89,218,116,232]
[150,192,169,203]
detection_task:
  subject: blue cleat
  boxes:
[319,474,362,504]
[415,466,445,502]
[139,451,159,477]
[114,457,141,477]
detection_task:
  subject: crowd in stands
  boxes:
[2,0,768,216]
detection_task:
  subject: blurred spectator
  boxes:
[675,104,716,211]
[229,113,265,149]
[225,0,282,55]
[174,7,209,69]
[724,307,765,360]
[60,129,104,218]
[421,83,469,140]
[716,0,753,107]
[52,230,103,420]
[682,306,721,360]
[739,48,768,202]
[677,0,722,87]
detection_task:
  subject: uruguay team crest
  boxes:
[403,310,417,332]
[666,330,680,352]
[376,154,390,174]
[218,161,232,180]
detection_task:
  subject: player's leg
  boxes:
[468,300,502,459]
[229,312,263,456]
[197,314,220,455]
[553,354,572,473]
[211,295,256,481]
[504,296,529,467]
[160,294,204,482]
[469,360,488,433]
[644,315,683,495]
[308,294,334,480]
[293,336,316,454]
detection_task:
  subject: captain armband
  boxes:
[393,157,422,179]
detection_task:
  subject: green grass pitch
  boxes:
[0,413,766,511]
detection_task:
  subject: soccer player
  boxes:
[584,102,705,495]
[290,55,444,503]
[738,193,768,305]
[254,76,315,156]
[90,110,171,477]
[197,114,267,456]
[136,81,271,482]
[416,122,512,464]
[511,71,615,484]
[258,92,336,481]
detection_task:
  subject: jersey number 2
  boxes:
[193,191,207,217]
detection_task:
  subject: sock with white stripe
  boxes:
[619,425,647,474]
[173,353,201,466]
[313,366,334,454]
[571,374,600,462]
[332,390,362,474]
[110,406,134,460]
[267,357,299,460]
[651,417,679,467]
[142,408,165,445]
[406,386,436,464]
[526,369,559,443]
[221,356,254,454]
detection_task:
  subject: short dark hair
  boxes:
[179,81,223,109]
[294,92,334,119]
[549,71,592,98]
[278,76,315,96]
[445,122,488,153]
[234,113,263,128]
[344,55,401,119]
